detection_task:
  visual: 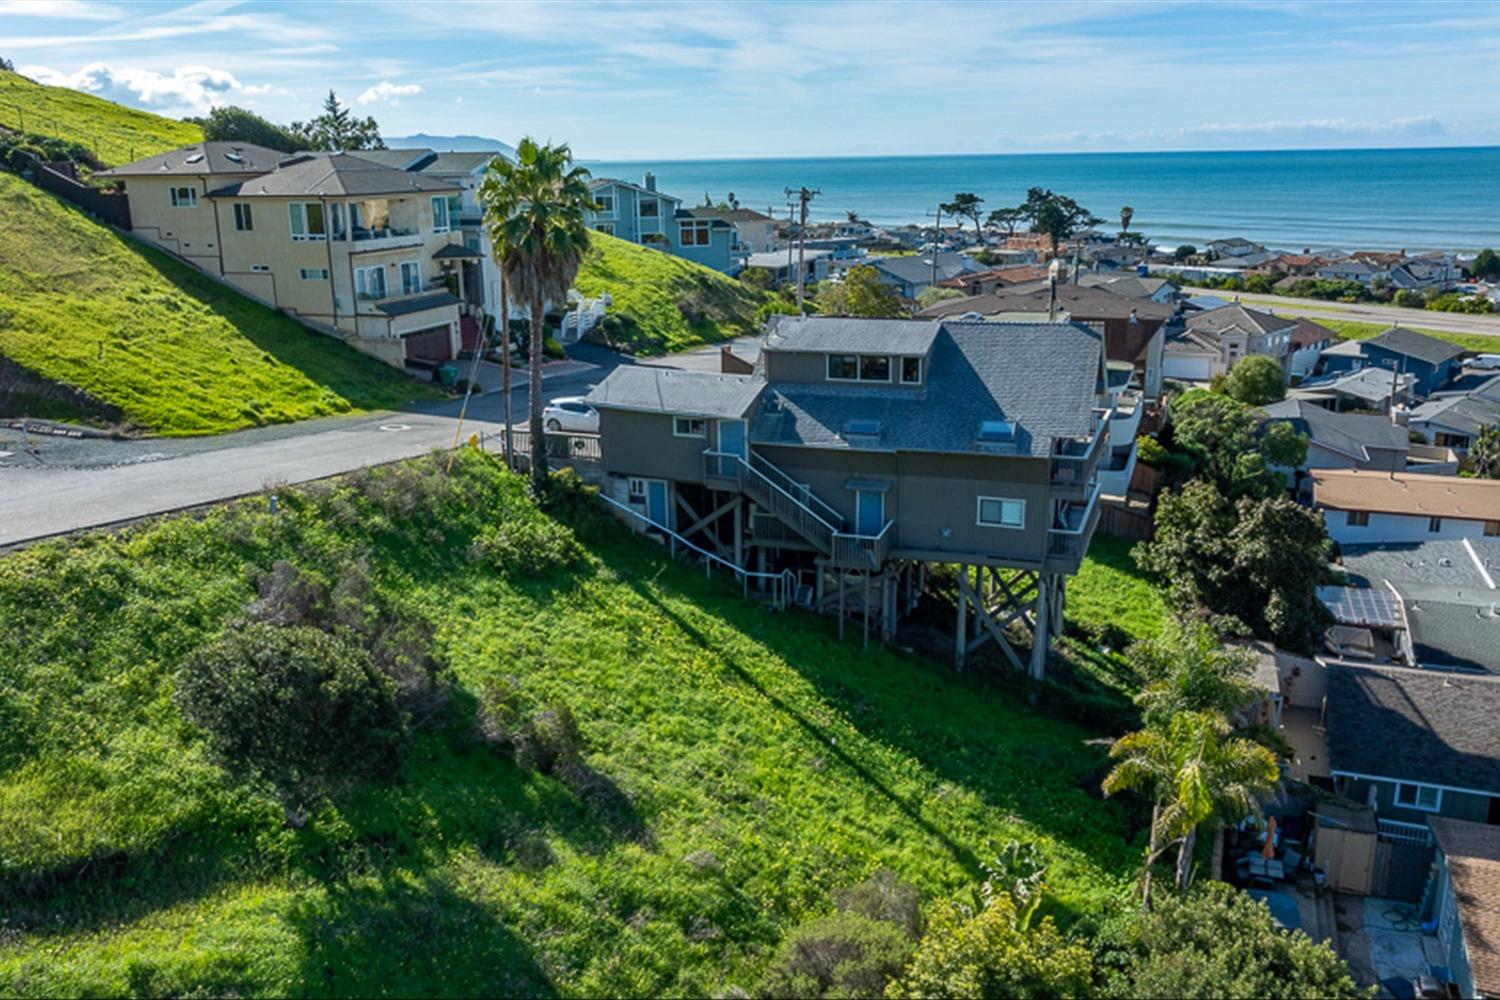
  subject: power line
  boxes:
[785,186,820,313]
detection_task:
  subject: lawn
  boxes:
[0,68,202,167]
[0,174,438,434]
[0,454,1138,997]
[1298,315,1500,354]
[572,231,770,355]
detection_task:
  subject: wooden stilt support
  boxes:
[862,570,871,650]
[838,570,846,640]
[955,563,968,671]
[1029,573,1051,681]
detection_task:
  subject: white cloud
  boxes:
[1,0,123,18]
[20,62,256,115]
[357,81,421,105]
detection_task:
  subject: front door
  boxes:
[717,419,747,477]
[646,480,669,529]
[856,490,884,536]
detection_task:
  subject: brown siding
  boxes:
[598,408,710,482]
[762,350,830,384]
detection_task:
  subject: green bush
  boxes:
[759,912,915,998]
[468,516,583,577]
[1224,356,1286,406]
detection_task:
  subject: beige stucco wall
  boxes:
[121,173,257,272]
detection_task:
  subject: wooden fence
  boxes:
[30,161,131,229]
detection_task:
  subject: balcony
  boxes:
[1109,390,1143,445]
[349,226,424,251]
[1049,407,1110,496]
[831,521,892,570]
[1045,488,1102,572]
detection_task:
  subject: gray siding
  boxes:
[598,408,710,483]
[1341,777,1494,824]
[763,349,928,387]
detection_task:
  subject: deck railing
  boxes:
[1050,408,1111,488]
[1377,817,1434,847]
[505,428,602,470]
[703,449,838,555]
[830,520,893,569]
[1046,488,1102,563]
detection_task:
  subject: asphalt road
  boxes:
[1183,288,1500,339]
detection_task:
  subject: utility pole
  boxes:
[786,186,819,313]
[785,200,796,293]
[925,206,944,290]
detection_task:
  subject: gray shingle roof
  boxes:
[1185,303,1297,340]
[764,315,940,356]
[1340,540,1499,592]
[873,252,970,286]
[353,148,500,173]
[1326,663,1500,791]
[96,141,287,177]
[1404,595,1500,672]
[751,321,1102,458]
[1259,399,1409,460]
[210,153,459,198]
[1075,274,1172,299]
[916,283,1175,322]
[1410,395,1500,438]
[1370,326,1466,366]
[585,367,763,419]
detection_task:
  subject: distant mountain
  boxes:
[383,133,517,158]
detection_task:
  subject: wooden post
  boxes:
[862,571,871,650]
[1029,573,1050,681]
[955,563,968,671]
[838,571,846,640]
[733,500,743,570]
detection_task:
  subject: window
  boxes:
[594,193,615,216]
[431,196,450,233]
[355,265,387,300]
[900,356,922,384]
[680,220,712,246]
[330,202,348,241]
[232,202,253,231]
[250,264,271,273]
[299,268,329,280]
[1346,510,1370,527]
[596,223,614,236]
[169,186,197,207]
[860,354,891,381]
[843,418,882,436]
[827,354,859,380]
[399,260,422,296]
[627,477,646,503]
[1428,516,1443,533]
[673,416,706,438]
[1395,782,1442,812]
[1486,520,1500,537]
[639,199,659,218]
[977,496,1025,528]
[289,202,326,241]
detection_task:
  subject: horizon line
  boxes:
[572,143,1500,164]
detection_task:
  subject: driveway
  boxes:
[0,345,649,548]
[1336,895,1445,997]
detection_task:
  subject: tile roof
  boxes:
[1185,302,1297,340]
[585,367,764,419]
[751,320,1103,458]
[210,152,460,198]
[1259,399,1409,460]
[1429,817,1500,998]
[764,315,941,356]
[1312,468,1500,520]
[1326,663,1500,791]
[1369,326,1467,366]
[96,141,287,177]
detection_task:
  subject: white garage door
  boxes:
[1164,354,1213,382]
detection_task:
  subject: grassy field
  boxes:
[1296,315,1500,354]
[0,174,437,434]
[0,454,1141,997]
[572,232,770,355]
[0,68,202,167]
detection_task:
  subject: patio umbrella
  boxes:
[1262,816,1278,859]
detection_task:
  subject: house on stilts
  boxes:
[582,315,1111,675]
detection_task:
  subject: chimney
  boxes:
[644,171,656,192]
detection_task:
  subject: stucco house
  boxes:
[1314,468,1500,545]
[1163,303,1295,381]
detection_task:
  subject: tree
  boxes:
[1100,883,1363,998]
[1469,248,1500,282]
[941,192,985,245]
[886,895,1095,999]
[0,57,14,73]
[1223,356,1287,405]
[1174,244,1197,262]
[290,90,384,151]
[1104,711,1278,897]
[816,264,906,318]
[739,266,773,291]
[1019,187,1103,258]
[187,106,301,152]
[916,286,966,309]
[1471,425,1500,479]
[1120,205,1134,238]
[987,206,1024,238]
[1168,390,1303,498]
[175,623,409,820]
[1129,618,1263,730]
[478,138,594,494]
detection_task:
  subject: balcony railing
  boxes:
[703,449,840,555]
[1046,487,1102,565]
[1050,409,1111,488]
[831,520,892,569]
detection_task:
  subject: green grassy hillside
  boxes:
[0,68,201,167]
[0,174,436,434]
[0,454,1138,997]
[573,232,770,355]
[1292,315,1499,353]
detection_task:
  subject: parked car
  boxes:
[1469,353,1500,370]
[541,397,600,433]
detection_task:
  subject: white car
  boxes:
[541,396,600,433]
[1469,353,1500,371]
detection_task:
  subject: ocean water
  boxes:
[584,147,1500,252]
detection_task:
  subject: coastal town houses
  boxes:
[97,142,473,367]
[872,251,976,299]
[686,205,778,253]
[1288,317,1338,380]
[1408,375,1500,454]
[1162,302,1295,381]
[583,174,746,274]
[1427,818,1500,1000]
[1313,468,1500,545]
[1259,399,1458,496]
[1319,326,1465,397]
[581,315,1111,673]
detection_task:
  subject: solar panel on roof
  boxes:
[1318,586,1401,628]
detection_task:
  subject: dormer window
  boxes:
[979,420,1016,442]
[900,356,922,384]
[827,353,894,382]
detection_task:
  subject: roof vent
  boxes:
[225,151,243,163]
[184,153,204,164]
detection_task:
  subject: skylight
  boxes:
[184,153,205,164]
[843,418,882,436]
[225,152,244,163]
[978,419,1016,442]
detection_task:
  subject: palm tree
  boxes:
[1104,712,1278,902]
[1120,205,1134,238]
[1129,618,1263,729]
[478,138,594,494]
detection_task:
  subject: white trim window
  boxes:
[594,193,616,218]
[827,353,894,382]
[431,196,450,233]
[169,186,197,207]
[679,220,712,246]
[673,416,707,438]
[639,198,659,219]
[976,496,1026,529]
[232,202,253,231]
[596,223,615,236]
[289,202,327,241]
[355,265,387,300]
[900,356,922,384]
[299,268,329,280]
[1395,782,1442,812]
[399,260,422,296]
[627,477,647,503]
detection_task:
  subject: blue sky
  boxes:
[4,0,1499,159]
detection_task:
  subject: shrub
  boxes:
[835,869,925,939]
[1135,435,1168,466]
[759,912,915,999]
[175,623,410,817]
[468,516,583,577]
[1224,356,1286,406]
[473,681,585,776]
